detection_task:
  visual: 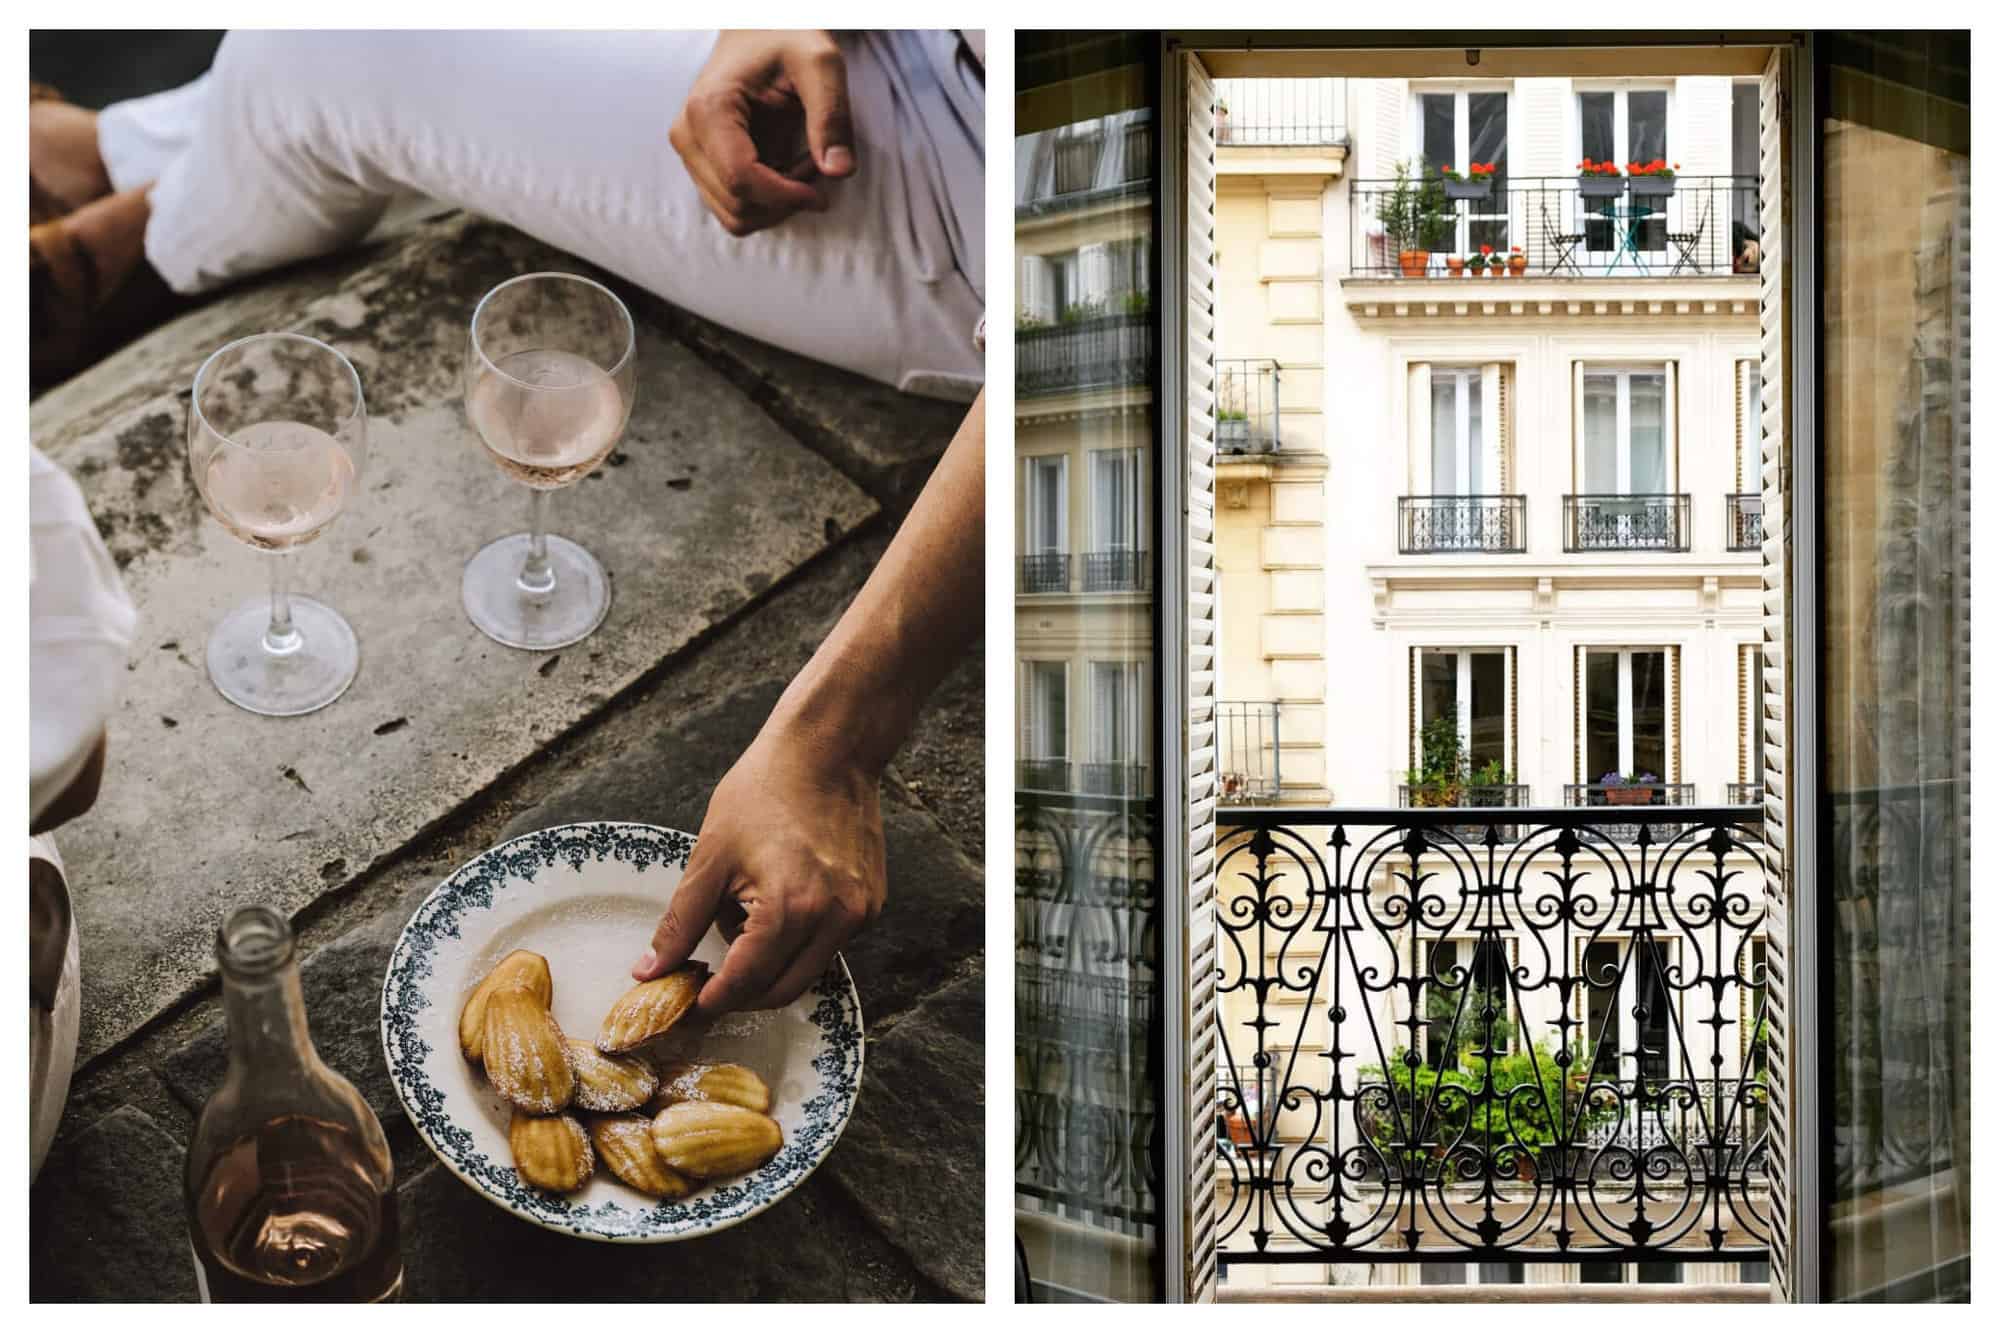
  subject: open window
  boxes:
[1576,84,1671,257]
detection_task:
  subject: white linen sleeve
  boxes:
[30,448,138,824]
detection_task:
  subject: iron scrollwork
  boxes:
[1215,805,1770,1266]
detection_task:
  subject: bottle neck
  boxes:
[221,960,320,1074]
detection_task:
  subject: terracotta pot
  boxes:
[1508,255,1528,276]
[1398,249,1431,278]
[1604,786,1653,806]
[1480,265,1498,277]
[1446,257,1466,276]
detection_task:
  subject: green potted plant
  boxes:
[1379,160,1430,277]
[1472,243,1500,277]
[1404,711,1468,808]
[1440,160,1496,201]
[1216,407,1250,448]
[1577,157,1625,200]
[1415,167,1452,265]
[1627,159,1679,198]
[1599,770,1660,806]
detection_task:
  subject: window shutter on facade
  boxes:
[1179,48,1221,1306]
[1077,241,1114,310]
[1513,78,1570,177]
[1754,45,1795,1304]
[1663,359,1679,491]
[1480,363,1503,493]
[1020,253,1055,324]
[1677,76,1734,179]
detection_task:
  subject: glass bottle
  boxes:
[185,905,402,1302]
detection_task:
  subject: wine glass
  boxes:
[461,273,636,649]
[189,333,368,716]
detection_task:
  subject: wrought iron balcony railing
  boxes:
[1080,761,1152,796]
[1017,758,1072,792]
[1017,791,1160,1227]
[1215,803,1769,1269]
[1214,77,1346,147]
[1018,552,1071,594]
[1726,782,1764,806]
[1564,494,1692,552]
[1399,495,1527,553]
[1563,782,1699,843]
[1727,494,1764,551]
[1349,175,1760,278]
[1082,548,1150,593]
[1216,358,1282,455]
[1397,782,1532,842]
[1219,702,1282,804]
[1017,311,1154,398]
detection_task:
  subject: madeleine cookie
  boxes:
[589,1114,696,1199]
[597,963,707,1054]
[649,1101,783,1179]
[509,1110,593,1192]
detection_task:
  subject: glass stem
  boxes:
[519,488,555,595]
[264,553,301,655]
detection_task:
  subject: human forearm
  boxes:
[764,390,985,778]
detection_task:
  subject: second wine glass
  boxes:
[461,273,636,650]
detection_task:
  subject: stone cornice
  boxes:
[1340,276,1759,323]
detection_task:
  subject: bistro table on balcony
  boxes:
[1591,198,1664,276]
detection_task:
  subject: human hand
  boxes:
[633,714,885,1012]
[669,30,858,238]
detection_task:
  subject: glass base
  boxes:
[461,533,610,650]
[205,596,359,717]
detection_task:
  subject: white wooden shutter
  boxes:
[1021,253,1055,323]
[1480,363,1503,493]
[1409,362,1433,494]
[1663,359,1679,491]
[1077,241,1114,309]
[1180,48,1221,1306]
[1753,45,1795,1305]
[1514,78,1570,177]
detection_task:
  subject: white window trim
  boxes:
[1407,85,1515,255]
[1411,361,1507,497]
[1571,82,1678,260]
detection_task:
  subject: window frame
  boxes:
[1409,83,1515,255]
[1578,362,1675,496]
[1414,645,1514,778]
[1579,645,1674,782]
[1088,445,1149,554]
[1021,658,1072,762]
[1023,453,1070,556]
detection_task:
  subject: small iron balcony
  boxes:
[1564,781,1698,842]
[1016,758,1072,792]
[1564,494,1691,552]
[1218,702,1281,804]
[1399,495,1526,553]
[1018,553,1071,594]
[1078,762,1151,796]
[1727,781,1765,805]
[1728,493,1764,551]
[1081,549,1150,593]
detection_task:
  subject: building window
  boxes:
[1416,647,1509,778]
[1086,659,1147,794]
[1581,647,1669,783]
[1583,938,1675,1082]
[1025,455,1068,555]
[1089,447,1146,554]
[1416,88,1509,253]
[1022,662,1069,789]
[1430,367,1490,495]
[1581,365,1671,495]
[1577,87,1669,253]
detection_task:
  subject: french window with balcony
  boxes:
[1414,87,1510,254]
[1569,363,1687,551]
[1086,447,1148,591]
[1577,86,1671,257]
[1403,363,1521,552]
[1021,455,1069,593]
[1577,646,1678,796]
[1411,647,1512,793]
[1086,659,1149,795]
[1020,661,1070,792]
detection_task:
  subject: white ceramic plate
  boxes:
[380,821,863,1242]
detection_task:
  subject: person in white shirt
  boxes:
[30,447,138,1177]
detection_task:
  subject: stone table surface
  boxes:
[29,213,983,1303]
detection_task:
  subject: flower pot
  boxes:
[1629,175,1676,198]
[1578,175,1625,200]
[1398,249,1432,278]
[1217,418,1250,447]
[1446,257,1466,276]
[1442,178,1492,201]
[1480,266,1498,278]
[1507,255,1528,276]
[1604,786,1653,806]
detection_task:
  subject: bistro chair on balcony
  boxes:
[1538,201,1586,276]
[1667,191,1713,276]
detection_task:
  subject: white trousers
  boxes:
[98,30,985,398]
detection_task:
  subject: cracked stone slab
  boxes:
[29,1106,200,1302]
[37,214,876,1065]
[824,961,985,1300]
